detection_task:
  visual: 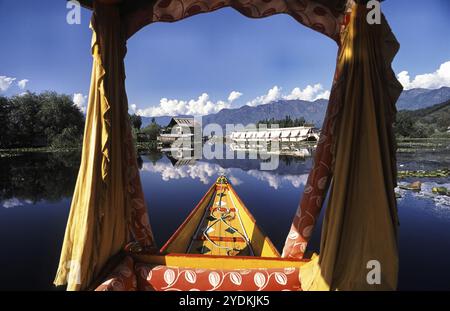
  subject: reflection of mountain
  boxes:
[140,153,310,189]
[0,152,80,207]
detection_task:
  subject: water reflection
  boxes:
[0,152,80,208]
[0,145,450,290]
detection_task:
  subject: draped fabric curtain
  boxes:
[127,0,348,41]
[297,4,402,290]
[54,3,154,291]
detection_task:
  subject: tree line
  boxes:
[257,116,313,128]
[0,91,164,150]
[129,114,161,142]
[395,100,450,138]
[0,92,85,149]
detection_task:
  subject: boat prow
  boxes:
[160,176,280,258]
[93,176,309,291]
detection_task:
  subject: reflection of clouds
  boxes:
[142,162,232,185]
[2,198,23,209]
[141,160,309,189]
[246,170,309,189]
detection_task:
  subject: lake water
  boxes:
[1,146,450,290]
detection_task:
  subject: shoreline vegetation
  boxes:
[1,91,449,157]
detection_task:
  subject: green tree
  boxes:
[37,92,84,147]
[3,91,84,148]
[141,117,160,141]
[130,114,142,131]
[8,92,43,147]
[395,113,414,137]
[0,96,11,148]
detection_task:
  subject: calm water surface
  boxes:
[1,147,449,290]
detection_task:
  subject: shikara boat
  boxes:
[94,176,308,291]
[160,175,280,258]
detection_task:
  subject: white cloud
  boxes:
[136,93,233,117]
[0,76,16,92]
[228,91,243,103]
[247,86,282,107]
[73,93,87,114]
[129,104,137,114]
[17,79,29,90]
[397,61,450,90]
[283,84,330,101]
[136,83,330,117]
[246,84,330,107]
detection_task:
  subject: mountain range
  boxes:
[141,87,450,128]
[396,87,450,110]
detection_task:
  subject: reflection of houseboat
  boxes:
[229,143,313,158]
[157,117,199,146]
[161,147,196,166]
[230,126,319,144]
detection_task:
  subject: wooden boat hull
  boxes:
[94,176,307,291]
[161,176,280,258]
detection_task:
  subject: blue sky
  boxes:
[0,0,449,116]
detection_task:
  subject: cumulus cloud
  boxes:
[136,83,330,117]
[0,76,16,92]
[129,104,137,114]
[397,61,450,90]
[246,84,330,107]
[17,79,29,90]
[136,92,241,117]
[228,91,243,103]
[283,84,330,101]
[247,86,282,107]
[73,93,87,114]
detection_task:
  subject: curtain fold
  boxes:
[54,3,155,291]
[125,0,349,41]
[298,4,402,290]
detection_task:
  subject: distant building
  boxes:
[230,126,319,143]
[157,117,199,146]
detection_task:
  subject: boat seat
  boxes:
[95,256,303,291]
[95,256,137,291]
[134,263,302,291]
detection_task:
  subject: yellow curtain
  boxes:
[54,3,154,291]
[300,4,403,290]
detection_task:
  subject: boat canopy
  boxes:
[270,131,281,138]
[56,0,402,292]
[257,131,266,138]
[290,129,301,137]
[281,130,291,138]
